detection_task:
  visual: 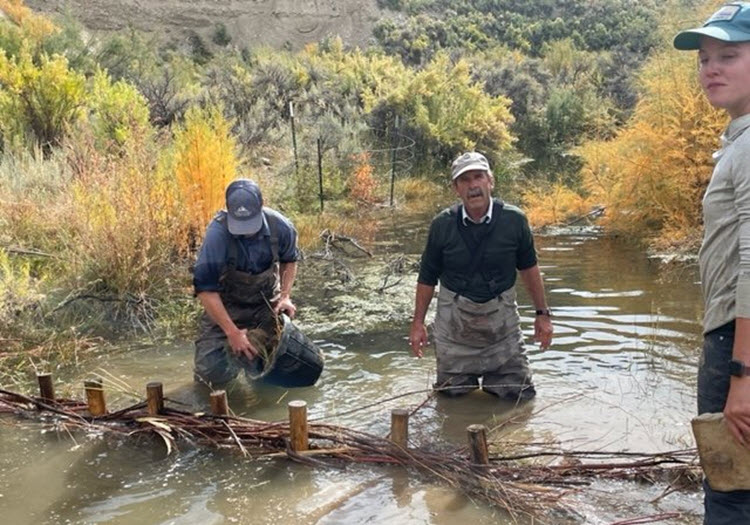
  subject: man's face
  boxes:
[452,170,494,215]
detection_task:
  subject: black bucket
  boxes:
[246,314,324,387]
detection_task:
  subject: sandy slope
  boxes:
[26,0,386,49]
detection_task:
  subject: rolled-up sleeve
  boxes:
[277,217,300,263]
[516,215,538,270]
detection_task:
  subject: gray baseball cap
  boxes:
[674,3,750,50]
[451,151,491,180]
[226,179,263,236]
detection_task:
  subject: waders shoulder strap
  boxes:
[265,210,280,263]
[226,237,239,273]
[218,209,239,273]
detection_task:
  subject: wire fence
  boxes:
[278,106,417,210]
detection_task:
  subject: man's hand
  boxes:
[534,315,553,349]
[274,296,297,319]
[227,328,258,361]
[409,321,429,358]
[724,378,750,447]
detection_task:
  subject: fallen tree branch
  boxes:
[1,245,57,258]
[565,206,606,226]
[0,389,701,523]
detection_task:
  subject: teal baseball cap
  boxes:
[674,3,750,50]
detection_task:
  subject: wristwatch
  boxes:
[729,359,750,377]
[535,309,552,317]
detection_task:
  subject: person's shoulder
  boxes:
[725,131,750,177]
[206,210,230,233]
[732,125,750,154]
[496,201,530,226]
[432,204,459,223]
[733,124,750,145]
[263,207,295,230]
[499,202,526,217]
[199,211,230,248]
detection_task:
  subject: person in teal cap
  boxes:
[674,3,750,523]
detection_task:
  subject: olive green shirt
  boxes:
[417,199,537,303]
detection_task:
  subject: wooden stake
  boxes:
[84,379,107,416]
[391,408,409,448]
[288,400,308,451]
[210,390,228,416]
[37,372,55,402]
[146,382,164,416]
[467,424,489,465]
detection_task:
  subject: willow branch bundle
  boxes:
[0,389,700,522]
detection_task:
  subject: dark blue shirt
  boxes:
[193,208,300,294]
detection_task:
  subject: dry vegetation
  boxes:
[0,0,726,379]
[0,386,702,524]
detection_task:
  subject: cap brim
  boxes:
[227,213,263,236]
[674,26,750,50]
[452,162,490,180]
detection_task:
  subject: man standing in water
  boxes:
[408,152,553,400]
[193,179,300,386]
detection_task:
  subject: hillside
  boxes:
[25,0,386,49]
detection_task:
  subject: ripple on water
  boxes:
[0,229,705,524]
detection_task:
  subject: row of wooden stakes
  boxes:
[32,372,493,464]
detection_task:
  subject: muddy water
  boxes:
[0,211,705,524]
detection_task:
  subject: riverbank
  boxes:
[0,183,450,389]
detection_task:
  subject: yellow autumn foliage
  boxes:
[173,105,239,237]
[578,49,726,246]
[301,38,409,112]
[0,0,57,43]
[348,152,378,204]
[522,182,593,228]
[69,136,183,296]
[294,211,379,252]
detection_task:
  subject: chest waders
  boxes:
[194,215,281,386]
[432,203,535,400]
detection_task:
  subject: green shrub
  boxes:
[212,23,231,47]
[89,70,152,152]
[0,48,86,154]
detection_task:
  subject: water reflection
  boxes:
[0,227,705,524]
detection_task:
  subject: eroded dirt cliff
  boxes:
[26,0,386,49]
